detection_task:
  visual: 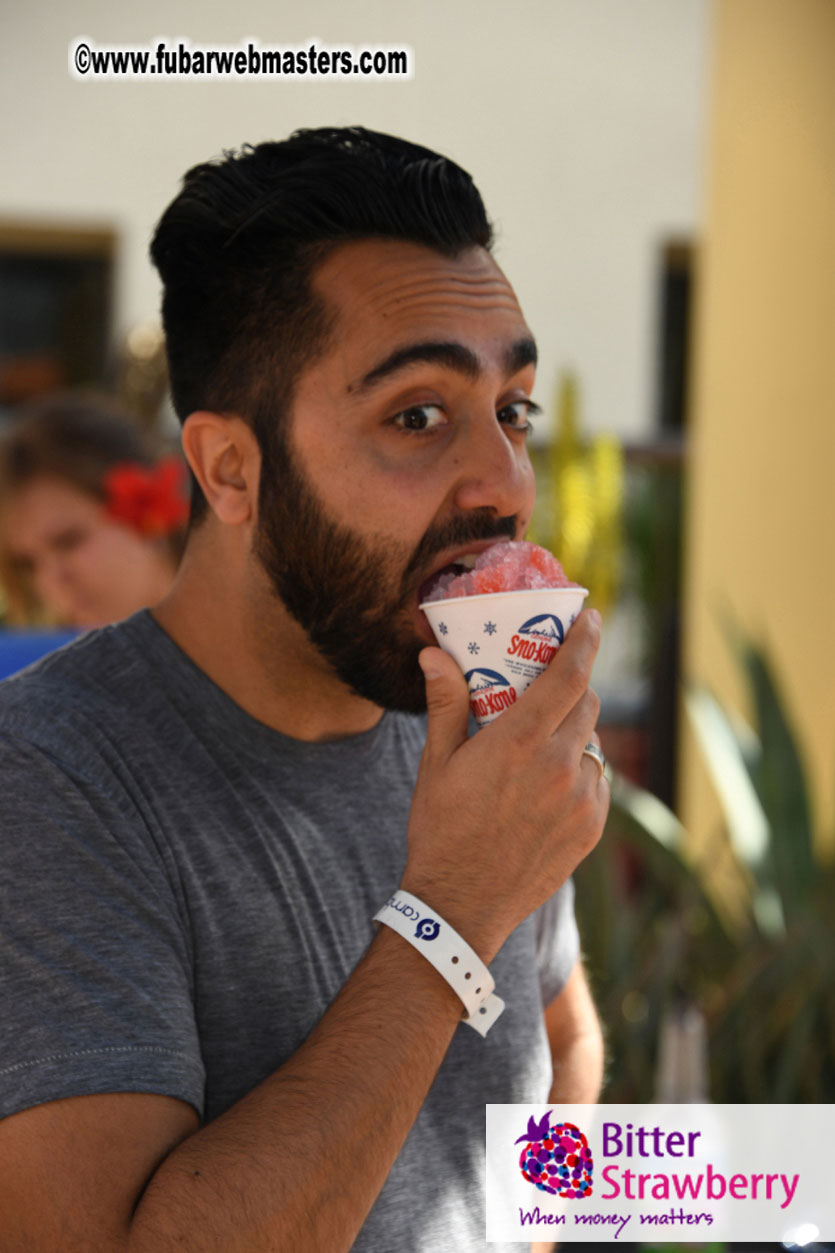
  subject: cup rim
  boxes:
[419,586,589,611]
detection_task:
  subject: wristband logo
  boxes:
[515,1111,594,1198]
[415,917,440,941]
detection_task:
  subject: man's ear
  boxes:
[181,412,260,526]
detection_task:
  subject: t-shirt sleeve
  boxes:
[0,732,205,1122]
[532,877,581,1007]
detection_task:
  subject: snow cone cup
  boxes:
[420,586,589,727]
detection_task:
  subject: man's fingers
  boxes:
[418,646,472,765]
[418,607,600,765]
[556,685,601,749]
[506,609,601,737]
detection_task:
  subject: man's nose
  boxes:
[450,415,535,522]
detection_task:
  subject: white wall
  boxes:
[0,0,710,441]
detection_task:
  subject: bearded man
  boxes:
[0,127,608,1251]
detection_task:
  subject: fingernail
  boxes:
[419,652,443,681]
[589,609,602,626]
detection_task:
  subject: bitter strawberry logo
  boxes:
[515,1111,594,1198]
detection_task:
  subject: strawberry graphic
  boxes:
[515,1112,594,1198]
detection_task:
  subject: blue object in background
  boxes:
[0,630,79,680]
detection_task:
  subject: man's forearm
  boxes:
[129,926,463,1252]
[547,1024,604,1105]
[531,1023,604,1253]
[543,962,605,1106]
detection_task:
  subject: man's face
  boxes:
[254,239,538,714]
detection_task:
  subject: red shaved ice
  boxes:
[422,541,579,604]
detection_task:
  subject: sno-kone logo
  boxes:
[465,667,517,719]
[516,1111,594,1199]
[506,613,566,667]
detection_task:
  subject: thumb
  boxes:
[418,646,472,762]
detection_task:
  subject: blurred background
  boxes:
[1,0,833,1231]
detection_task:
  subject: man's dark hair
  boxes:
[150,126,494,520]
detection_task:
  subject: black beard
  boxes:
[253,426,516,713]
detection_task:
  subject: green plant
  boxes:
[574,632,835,1102]
[574,772,731,1101]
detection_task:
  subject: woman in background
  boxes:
[0,392,188,629]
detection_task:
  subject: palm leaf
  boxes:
[723,624,816,917]
[577,621,834,1101]
[684,685,784,938]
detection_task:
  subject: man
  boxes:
[0,127,608,1250]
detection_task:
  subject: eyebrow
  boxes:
[353,336,538,394]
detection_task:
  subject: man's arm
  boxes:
[544,959,604,1104]
[530,959,604,1253]
[0,612,607,1252]
[0,926,464,1252]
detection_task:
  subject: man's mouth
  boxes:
[417,556,476,605]
[416,542,504,606]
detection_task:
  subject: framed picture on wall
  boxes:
[0,220,115,412]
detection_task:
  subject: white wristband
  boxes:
[373,889,505,1037]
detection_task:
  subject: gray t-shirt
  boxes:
[0,610,579,1251]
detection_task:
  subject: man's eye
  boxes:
[498,399,541,434]
[392,404,447,433]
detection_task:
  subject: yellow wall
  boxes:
[680,0,835,853]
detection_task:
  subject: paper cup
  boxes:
[420,587,589,727]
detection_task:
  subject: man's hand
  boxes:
[402,608,608,962]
